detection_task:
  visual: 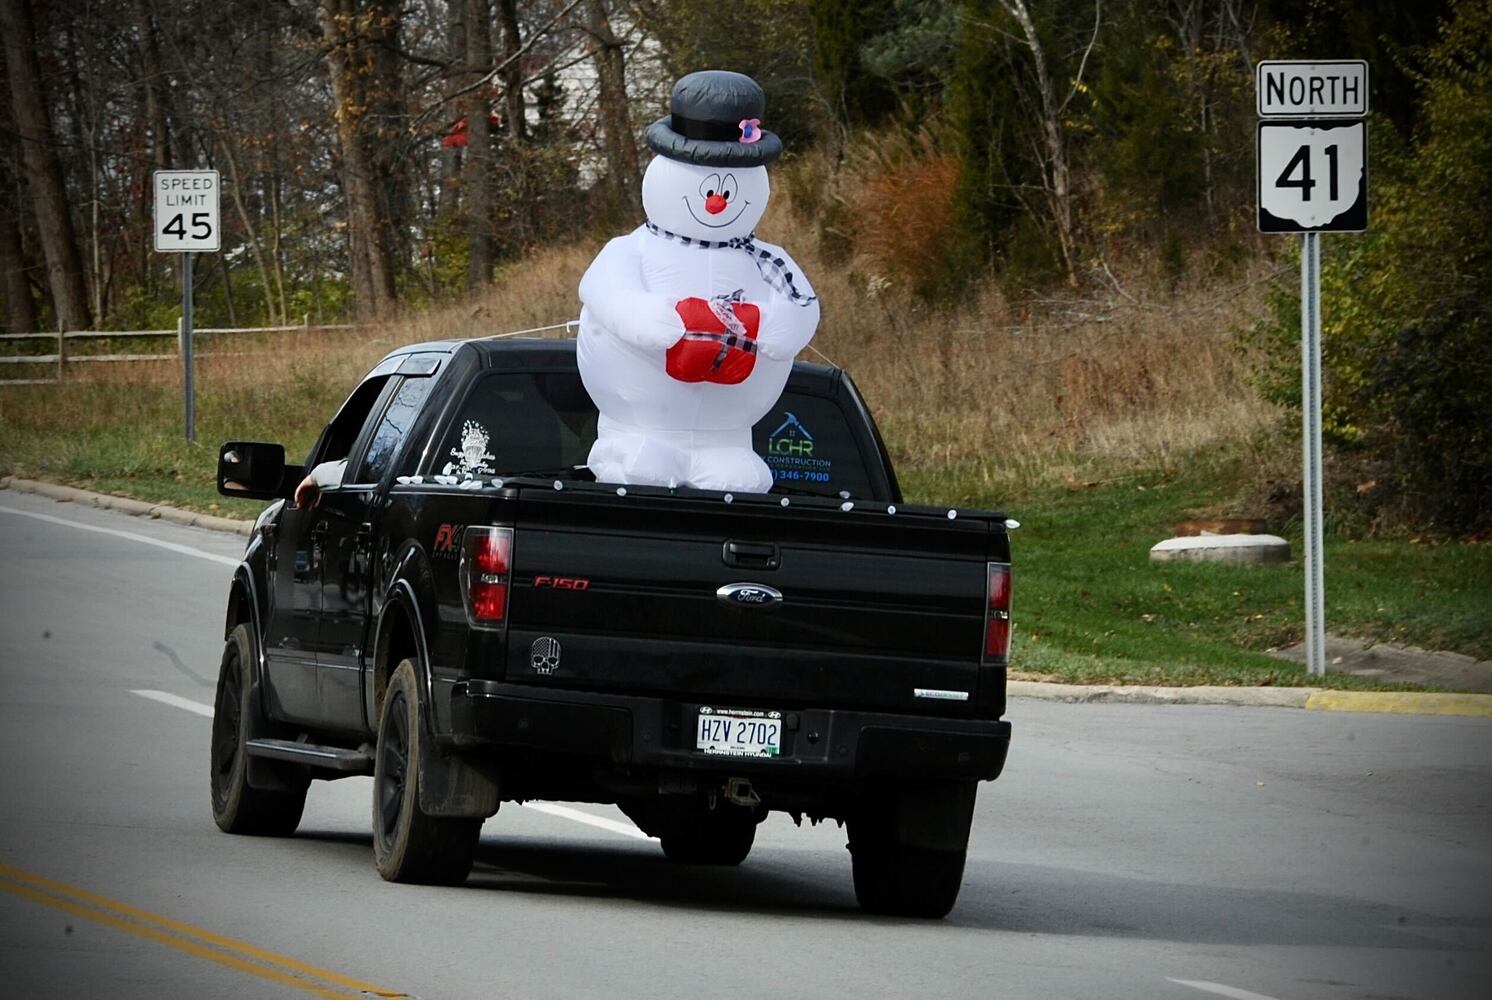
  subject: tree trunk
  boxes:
[320,0,399,316]
[1000,0,1079,286]
[496,0,526,143]
[132,0,171,302]
[217,131,280,325]
[1,0,92,330]
[585,0,641,216]
[132,0,171,173]
[0,132,38,334]
[464,0,494,287]
[439,0,467,214]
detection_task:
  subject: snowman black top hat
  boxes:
[645,70,783,168]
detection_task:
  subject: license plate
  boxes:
[696,707,782,758]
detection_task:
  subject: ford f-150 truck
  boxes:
[213,337,1013,918]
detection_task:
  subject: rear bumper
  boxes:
[450,680,1011,783]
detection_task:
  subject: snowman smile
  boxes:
[683,196,751,229]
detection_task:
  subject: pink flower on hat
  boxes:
[738,118,762,144]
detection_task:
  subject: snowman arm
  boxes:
[578,236,685,351]
[751,244,821,361]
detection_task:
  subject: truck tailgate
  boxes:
[503,488,1004,716]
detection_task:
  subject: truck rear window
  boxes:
[436,370,878,498]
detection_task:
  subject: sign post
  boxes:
[1255,60,1368,678]
[153,169,220,443]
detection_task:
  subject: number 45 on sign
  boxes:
[1257,119,1367,234]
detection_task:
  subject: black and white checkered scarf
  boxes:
[643,221,818,307]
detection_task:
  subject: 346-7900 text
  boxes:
[772,469,829,482]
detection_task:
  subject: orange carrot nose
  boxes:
[705,194,728,214]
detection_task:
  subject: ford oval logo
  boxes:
[717,582,783,608]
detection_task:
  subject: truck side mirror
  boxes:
[218,441,300,501]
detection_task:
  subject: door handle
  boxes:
[722,540,779,570]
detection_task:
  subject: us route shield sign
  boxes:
[1257,119,1367,233]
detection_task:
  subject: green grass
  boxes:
[5,365,1489,691]
[900,456,1492,688]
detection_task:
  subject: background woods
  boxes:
[0,0,1485,534]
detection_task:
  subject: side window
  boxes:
[311,375,393,468]
[354,377,434,484]
[436,372,597,479]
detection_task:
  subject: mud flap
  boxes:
[887,782,977,852]
[418,743,501,819]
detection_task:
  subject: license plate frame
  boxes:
[695,706,782,758]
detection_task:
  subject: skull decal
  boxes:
[530,636,562,675]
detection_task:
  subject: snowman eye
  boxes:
[722,173,738,200]
[699,173,721,199]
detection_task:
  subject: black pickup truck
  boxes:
[213,337,1013,917]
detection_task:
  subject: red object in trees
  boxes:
[667,297,761,385]
[441,113,503,148]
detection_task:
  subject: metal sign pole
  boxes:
[1300,232,1325,676]
[182,251,195,443]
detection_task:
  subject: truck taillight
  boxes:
[462,526,513,627]
[984,562,1012,659]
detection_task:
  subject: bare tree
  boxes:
[997,0,1100,285]
[321,0,400,316]
[0,0,92,330]
[585,0,642,216]
[464,0,495,287]
[0,105,38,334]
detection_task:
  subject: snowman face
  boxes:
[642,155,769,241]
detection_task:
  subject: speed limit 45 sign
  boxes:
[153,170,220,252]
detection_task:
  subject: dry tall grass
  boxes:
[1,172,1281,505]
[369,189,1282,497]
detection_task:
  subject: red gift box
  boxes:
[667,296,761,385]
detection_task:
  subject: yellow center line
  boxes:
[0,863,408,999]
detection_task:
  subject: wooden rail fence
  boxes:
[0,317,362,386]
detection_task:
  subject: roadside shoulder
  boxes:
[0,476,253,536]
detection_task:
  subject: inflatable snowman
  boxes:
[577,70,820,493]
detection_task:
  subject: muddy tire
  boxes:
[372,659,480,884]
[848,783,976,918]
[210,624,307,836]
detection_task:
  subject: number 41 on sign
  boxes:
[1257,119,1367,234]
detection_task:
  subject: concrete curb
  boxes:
[1007,681,1315,709]
[1008,680,1492,717]
[4,476,1489,719]
[1,476,253,537]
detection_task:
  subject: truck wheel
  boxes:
[372,659,480,885]
[847,783,976,918]
[210,624,307,836]
[659,804,757,865]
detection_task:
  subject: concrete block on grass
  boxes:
[1150,533,1291,565]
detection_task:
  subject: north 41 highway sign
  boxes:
[1257,119,1367,234]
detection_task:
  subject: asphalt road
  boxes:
[1,489,1489,1000]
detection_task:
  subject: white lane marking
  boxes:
[132,690,216,717]
[520,802,651,840]
[0,504,239,567]
[127,689,653,842]
[1168,979,1287,1000]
